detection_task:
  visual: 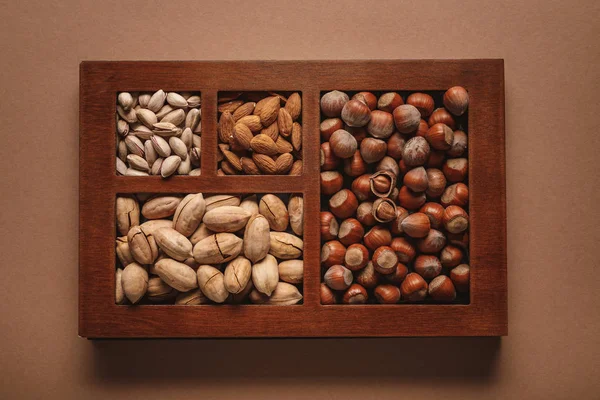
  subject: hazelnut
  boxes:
[417,229,447,254]
[375,284,401,304]
[320,118,344,141]
[425,168,447,198]
[369,170,396,198]
[329,189,359,219]
[443,158,468,183]
[356,202,376,226]
[360,137,388,163]
[342,284,368,304]
[345,125,367,144]
[441,183,469,207]
[400,212,431,238]
[447,231,469,251]
[400,273,428,302]
[372,197,397,223]
[406,93,435,117]
[320,283,337,305]
[321,240,346,268]
[376,156,400,177]
[344,243,369,271]
[372,246,399,275]
[425,123,454,151]
[428,275,456,302]
[440,245,463,268]
[355,261,381,289]
[377,92,403,113]
[352,92,377,110]
[397,186,427,210]
[426,149,446,168]
[393,104,421,133]
[402,136,431,167]
[320,171,344,195]
[330,129,358,159]
[416,119,429,137]
[320,211,339,241]
[385,263,409,284]
[419,202,445,229]
[443,86,469,116]
[320,142,340,171]
[390,237,416,264]
[450,264,470,292]
[443,205,469,234]
[398,159,410,176]
[367,110,395,139]
[344,150,367,177]
[390,206,410,235]
[363,225,392,250]
[447,130,467,157]
[428,108,456,129]
[351,174,373,202]
[386,132,406,160]
[324,264,353,290]
[341,99,371,127]
[338,218,365,246]
[321,90,349,117]
[403,166,429,192]
[414,255,442,280]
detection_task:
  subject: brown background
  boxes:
[1,0,598,399]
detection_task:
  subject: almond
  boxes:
[285,92,302,121]
[237,115,263,132]
[289,160,303,175]
[255,96,280,126]
[218,111,234,143]
[277,108,293,137]
[250,134,278,156]
[221,149,242,171]
[241,158,261,175]
[275,136,293,153]
[291,122,302,151]
[252,153,277,174]
[232,102,256,121]
[275,153,294,174]
[261,121,279,141]
[218,100,244,114]
[232,123,253,151]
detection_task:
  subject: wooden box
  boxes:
[79,60,506,338]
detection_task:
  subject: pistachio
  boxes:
[147,90,166,112]
[161,109,186,125]
[160,155,181,178]
[151,135,171,157]
[136,108,158,128]
[169,137,188,160]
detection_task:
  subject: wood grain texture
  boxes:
[79,60,506,338]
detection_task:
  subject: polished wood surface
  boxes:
[80,60,506,337]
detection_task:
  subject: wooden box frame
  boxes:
[79,60,506,338]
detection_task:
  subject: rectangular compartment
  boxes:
[80,60,506,337]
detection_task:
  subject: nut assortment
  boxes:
[319,88,471,304]
[116,90,202,177]
[115,193,304,305]
[217,92,302,175]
